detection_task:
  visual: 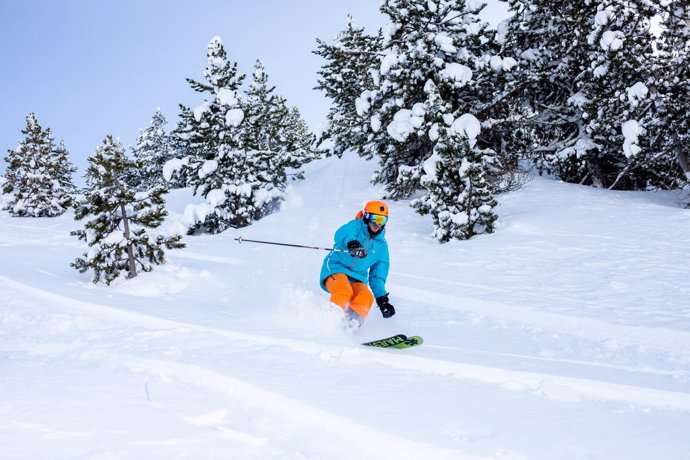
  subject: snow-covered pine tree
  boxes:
[169,36,280,233]
[499,0,599,183]
[502,0,681,190]
[352,0,503,240]
[412,110,497,241]
[313,15,382,158]
[130,109,174,190]
[279,106,317,174]
[242,60,287,153]
[653,1,690,188]
[241,60,290,190]
[583,0,671,190]
[358,0,504,200]
[71,135,184,285]
[242,60,316,190]
[54,140,78,196]
[2,113,76,217]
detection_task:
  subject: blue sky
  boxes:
[1,1,508,179]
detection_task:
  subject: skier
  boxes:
[320,200,396,326]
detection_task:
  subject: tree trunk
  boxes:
[119,201,138,279]
[675,138,690,181]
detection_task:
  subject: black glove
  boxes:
[376,294,396,318]
[347,240,367,258]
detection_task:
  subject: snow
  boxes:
[355,90,373,116]
[225,108,244,127]
[600,30,625,51]
[380,52,399,76]
[199,159,218,178]
[217,88,237,107]
[435,32,457,54]
[622,119,642,157]
[595,10,613,27]
[567,92,589,108]
[489,56,518,72]
[163,157,188,182]
[440,63,473,86]
[386,108,425,142]
[559,137,600,158]
[450,113,481,144]
[627,82,649,107]
[370,115,382,132]
[2,152,690,459]
[193,101,211,122]
[593,62,610,78]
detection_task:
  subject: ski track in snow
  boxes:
[3,273,690,414]
[390,283,690,358]
[90,353,487,460]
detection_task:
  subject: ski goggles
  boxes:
[365,212,388,226]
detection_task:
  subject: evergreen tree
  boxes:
[313,15,383,157]
[2,113,76,217]
[241,60,291,189]
[653,1,690,188]
[412,116,497,241]
[353,0,503,240]
[130,109,174,190]
[499,0,598,183]
[53,140,78,198]
[358,0,505,200]
[71,135,184,285]
[583,0,669,189]
[502,0,679,190]
[242,60,288,153]
[279,106,318,173]
[169,36,280,233]
[241,61,316,189]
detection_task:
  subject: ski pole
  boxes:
[234,236,347,252]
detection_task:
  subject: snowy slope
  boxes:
[1,152,690,460]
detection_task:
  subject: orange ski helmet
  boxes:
[364,200,388,216]
[356,200,389,226]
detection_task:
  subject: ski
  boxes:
[361,334,423,349]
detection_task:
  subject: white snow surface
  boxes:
[2,152,690,459]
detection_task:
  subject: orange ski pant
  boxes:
[324,273,374,318]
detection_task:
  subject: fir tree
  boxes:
[169,36,281,233]
[242,61,316,188]
[170,35,246,192]
[242,60,288,153]
[241,60,290,189]
[413,117,497,241]
[130,109,174,190]
[71,135,184,285]
[583,0,669,189]
[653,1,690,188]
[499,0,598,183]
[2,113,76,217]
[502,0,679,190]
[353,0,503,240]
[313,15,382,157]
[279,106,318,173]
[53,140,78,198]
[359,0,505,199]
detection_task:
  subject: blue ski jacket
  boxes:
[320,218,390,298]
